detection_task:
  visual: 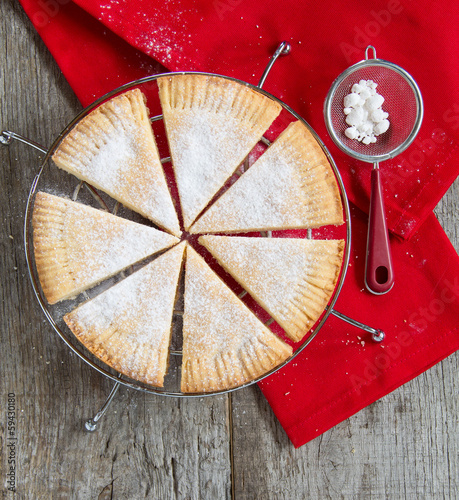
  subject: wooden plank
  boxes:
[231,352,458,499]
[1,1,457,499]
[0,3,231,498]
[231,180,458,499]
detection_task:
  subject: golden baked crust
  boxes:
[190,120,344,234]
[181,245,292,393]
[52,89,181,237]
[33,78,347,392]
[200,235,344,342]
[64,242,186,387]
[158,75,281,230]
[32,191,179,304]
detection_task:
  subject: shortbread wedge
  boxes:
[33,192,179,304]
[64,242,186,387]
[190,120,344,234]
[181,246,292,393]
[200,235,344,342]
[52,89,181,237]
[158,75,282,230]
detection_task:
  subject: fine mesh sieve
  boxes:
[324,46,423,162]
[324,46,423,295]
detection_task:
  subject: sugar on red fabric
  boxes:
[18,0,459,447]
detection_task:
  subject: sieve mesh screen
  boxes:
[329,64,419,158]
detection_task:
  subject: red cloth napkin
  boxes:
[18,0,459,447]
[23,0,459,239]
[260,209,459,446]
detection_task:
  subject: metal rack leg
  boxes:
[1,130,48,154]
[257,41,291,89]
[85,381,121,432]
[331,309,385,343]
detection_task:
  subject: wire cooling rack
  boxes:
[1,42,385,430]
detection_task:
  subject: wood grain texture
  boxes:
[230,177,459,500]
[0,2,231,499]
[1,1,457,499]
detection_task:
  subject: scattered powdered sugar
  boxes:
[135,24,190,66]
[98,3,195,67]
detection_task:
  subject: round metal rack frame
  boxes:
[1,42,385,431]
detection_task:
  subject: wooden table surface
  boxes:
[1,2,458,498]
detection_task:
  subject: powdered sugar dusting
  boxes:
[182,247,291,391]
[191,140,307,232]
[168,111,258,228]
[65,243,185,385]
[34,193,178,302]
[191,121,342,233]
[184,248,267,354]
[84,128,134,190]
[201,236,344,342]
[53,91,181,236]
[64,203,178,289]
[160,76,281,230]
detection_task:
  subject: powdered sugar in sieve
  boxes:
[324,45,423,162]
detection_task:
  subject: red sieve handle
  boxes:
[365,165,394,294]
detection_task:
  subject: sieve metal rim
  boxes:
[324,56,424,163]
